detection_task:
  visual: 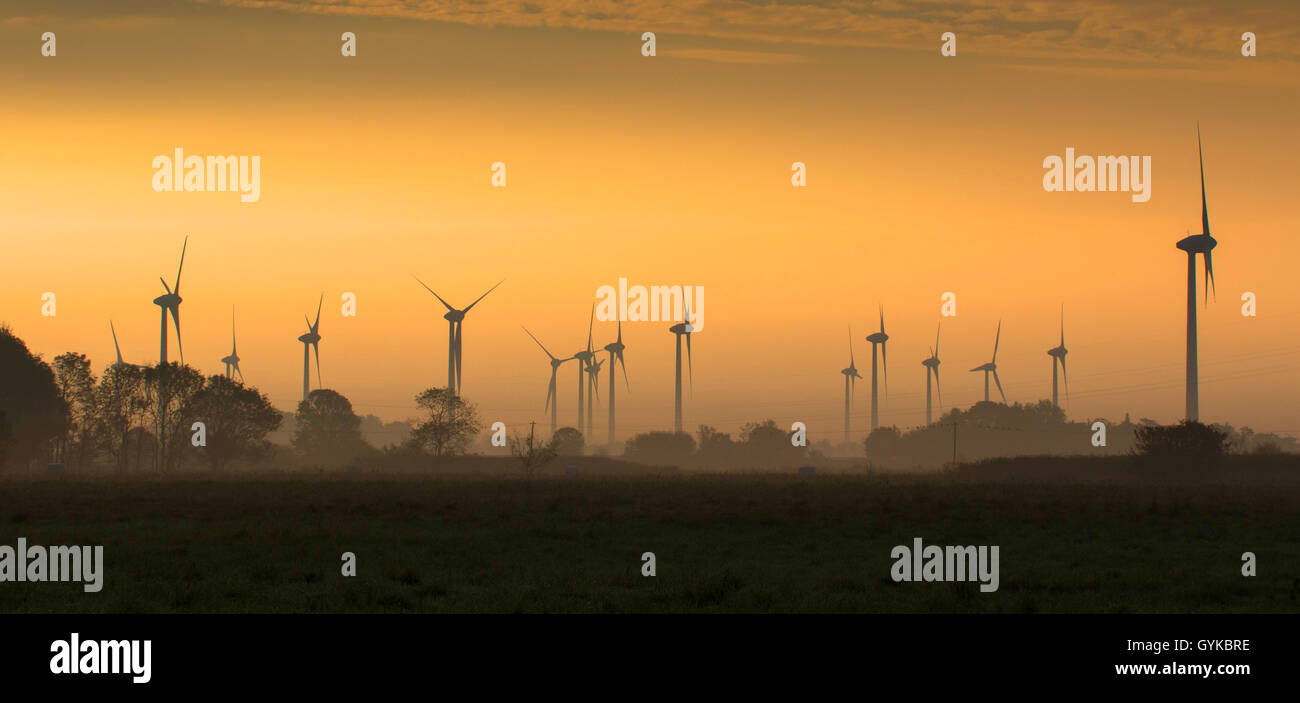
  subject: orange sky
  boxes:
[1,1,1298,443]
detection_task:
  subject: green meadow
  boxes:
[1,462,1297,613]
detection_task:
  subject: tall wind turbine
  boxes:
[524,327,574,435]
[922,322,941,424]
[573,305,596,435]
[298,294,323,403]
[668,301,695,434]
[603,319,630,445]
[1047,308,1068,409]
[222,307,243,382]
[970,320,1005,403]
[151,236,187,364]
[840,327,862,442]
[1176,126,1217,422]
[864,307,889,430]
[415,278,503,396]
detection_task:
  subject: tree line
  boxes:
[0,325,484,473]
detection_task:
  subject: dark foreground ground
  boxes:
[1,458,1298,613]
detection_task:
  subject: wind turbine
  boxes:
[524,327,575,435]
[1047,307,1068,409]
[603,319,630,445]
[151,236,187,364]
[922,322,941,424]
[1176,126,1217,422]
[970,320,1005,403]
[864,307,889,430]
[221,307,243,382]
[840,326,862,442]
[670,297,702,431]
[415,278,503,396]
[298,294,322,403]
[573,305,596,435]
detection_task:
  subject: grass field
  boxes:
[1,463,1298,613]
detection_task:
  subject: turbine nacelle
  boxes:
[1176,233,1217,254]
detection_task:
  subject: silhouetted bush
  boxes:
[1135,421,1230,461]
[549,427,585,456]
[625,431,696,465]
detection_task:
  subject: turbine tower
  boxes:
[573,305,596,435]
[668,301,695,434]
[416,278,503,396]
[586,355,604,441]
[1047,308,1068,409]
[970,320,1005,403]
[151,237,187,364]
[840,326,862,442]
[298,294,322,403]
[922,322,941,424]
[864,307,889,430]
[222,307,243,382]
[1176,126,1217,422]
[524,327,574,435]
[150,236,187,472]
[603,320,630,445]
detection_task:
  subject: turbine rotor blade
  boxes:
[883,341,889,398]
[1204,251,1216,305]
[173,236,187,294]
[934,366,942,409]
[523,327,558,360]
[171,307,183,364]
[1061,355,1069,407]
[313,342,322,388]
[314,293,323,328]
[618,350,630,392]
[993,369,1005,403]
[1198,124,1210,238]
[111,321,124,363]
[992,320,1002,362]
[159,277,172,295]
[462,279,504,314]
[414,277,456,312]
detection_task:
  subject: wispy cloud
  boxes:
[185,0,1300,63]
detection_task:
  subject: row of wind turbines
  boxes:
[109,129,1219,447]
[839,127,1219,440]
[839,311,1070,441]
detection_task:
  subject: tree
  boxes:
[1135,420,1230,461]
[624,431,696,465]
[409,387,483,459]
[0,325,67,471]
[294,389,370,466]
[549,426,585,456]
[190,375,281,471]
[94,364,147,474]
[51,352,98,470]
[510,423,557,479]
[697,425,739,467]
[143,363,206,472]
[739,419,805,467]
